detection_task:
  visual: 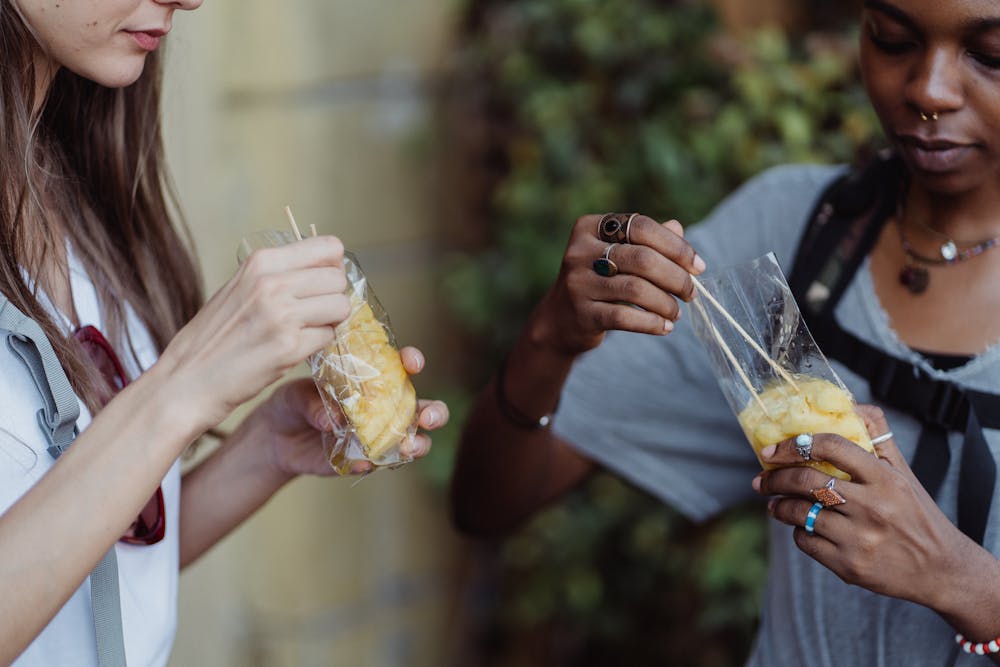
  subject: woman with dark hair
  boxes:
[453,0,1000,663]
[0,1,448,664]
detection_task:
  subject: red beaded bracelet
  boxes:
[956,633,1000,655]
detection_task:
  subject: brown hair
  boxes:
[1,5,204,411]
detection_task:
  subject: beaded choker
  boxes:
[895,217,1000,294]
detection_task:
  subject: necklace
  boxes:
[896,217,1000,294]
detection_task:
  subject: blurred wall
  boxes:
[161,2,463,665]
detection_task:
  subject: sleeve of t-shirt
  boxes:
[552,164,844,522]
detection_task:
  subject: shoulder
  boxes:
[687,163,847,271]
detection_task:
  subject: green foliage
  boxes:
[445,1,879,664]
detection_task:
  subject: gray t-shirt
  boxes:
[553,164,1000,666]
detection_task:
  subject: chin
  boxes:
[73,57,148,89]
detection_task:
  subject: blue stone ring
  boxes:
[593,244,620,277]
[794,433,814,461]
[804,501,824,535]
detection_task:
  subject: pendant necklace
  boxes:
[896,216,1000,294]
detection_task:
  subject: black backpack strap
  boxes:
[787,152,999,545]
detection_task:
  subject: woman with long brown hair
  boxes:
[0,1,448,664]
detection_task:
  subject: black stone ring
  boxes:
[593,243,619,277]
[598,213,638,244]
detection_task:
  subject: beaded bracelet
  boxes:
[494,352,557,430]
[955,633,1000,655]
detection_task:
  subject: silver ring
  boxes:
[870,431,894,446]
[795,433,814,461]
[625,213,638,244]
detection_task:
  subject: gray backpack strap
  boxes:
[0,296,127,667]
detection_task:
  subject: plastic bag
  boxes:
[688,253,873,479]
[238,230,418,474]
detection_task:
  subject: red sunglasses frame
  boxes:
[74,325,166,546]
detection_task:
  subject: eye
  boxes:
[970,51,1000,69]
[869,33,918,55]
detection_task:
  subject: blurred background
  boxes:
[161,1,875,665]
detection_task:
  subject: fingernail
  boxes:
[751,475,761,492]
[663,320,674,333]
[693,254,706,274]
[767,498,777,514]
[761,445,777,459]
[424,410,438,428]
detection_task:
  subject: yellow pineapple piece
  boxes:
[737,377,873,480]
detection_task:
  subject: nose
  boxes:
[904,46,964,118]
[154,0,204,10]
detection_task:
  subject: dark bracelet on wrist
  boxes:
[494,352,557,430]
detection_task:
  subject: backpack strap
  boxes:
[788,153,999,545]
[0,294,127,667]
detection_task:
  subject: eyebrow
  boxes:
[864,0,1000,34]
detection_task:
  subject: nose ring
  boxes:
[919,111,939,122]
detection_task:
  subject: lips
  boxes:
[125,28,168,52]
[895,134,978,174]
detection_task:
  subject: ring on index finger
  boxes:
[598,213,638,244]
[795,433,813,461]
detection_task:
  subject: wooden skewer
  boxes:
[692,297,770,417]
[309,224,318,238]
[691,276,800,391]
[284,205,303,241]
[240,237,253,259]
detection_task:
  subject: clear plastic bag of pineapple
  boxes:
[308,254,417,474]
[688,253,874,481]
[238,230,418,474]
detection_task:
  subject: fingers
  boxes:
[755,464,858,504]
[399,347,426,375]
[241,235,345,275]
[761,433,880,484]
[854,404,908,469]
[416,399,449,431]
[589,271,682,322]
[600,243,697,303]
[769,496,848,546]
[625,215,706,276]
[590,301,677,335]
[297,294,353,328]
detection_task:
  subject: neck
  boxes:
[904,183,1000,243]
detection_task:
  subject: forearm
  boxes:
[451,310,595,536]
[178,408,294,568]
[932,541,1000,664]
[0,363,204,664]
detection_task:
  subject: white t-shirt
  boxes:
[1,248,181,666]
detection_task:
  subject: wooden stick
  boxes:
[240,237,253,259]
[284,205,303,241]
[692,297,770,417]
[691,276,799,391]
[309,224,318,238]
